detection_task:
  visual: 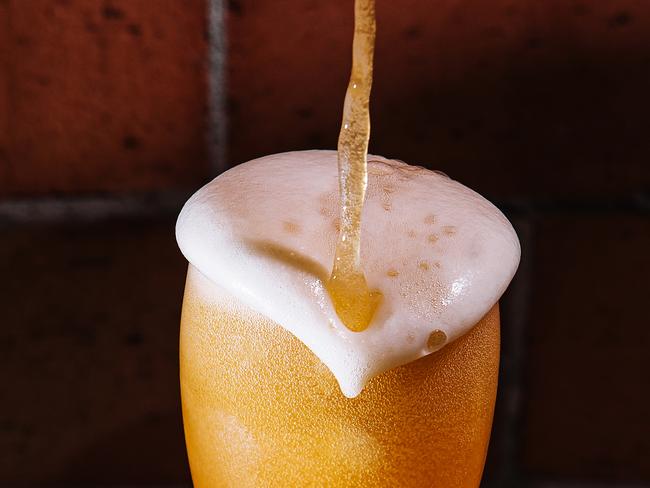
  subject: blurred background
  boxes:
[1,0,649,486]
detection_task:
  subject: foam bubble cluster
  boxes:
[176,150,520,397]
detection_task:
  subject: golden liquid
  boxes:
[328,0,380,332]
[181,266,500,487]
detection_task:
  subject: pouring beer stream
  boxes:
[328,0,382,332]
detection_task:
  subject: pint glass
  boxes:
[180,265,500,487]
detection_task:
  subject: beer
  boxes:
[177,1,519,485]
[180,266,499,487]
[177,151,520,486]
[328,0,378,332]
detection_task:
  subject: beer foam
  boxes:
[176,150,520,398]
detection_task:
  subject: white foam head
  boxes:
[176,150,520,397]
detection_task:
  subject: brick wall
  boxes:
[0,0,210,196]
[0,0,211,484]
[1,0,649,486]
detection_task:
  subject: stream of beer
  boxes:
[327,0,381,332]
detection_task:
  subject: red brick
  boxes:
[522,215,650,481]
[0,1,10,175]
[0,220,190,483]
[0,0,209,196]
[227,0,650,199]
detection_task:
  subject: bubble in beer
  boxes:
[442,226,457,236]
[424,214,436,225]
[427,234,439,244]
[386,269,399,278]
[369,165,389,178]
[427,330,447,351]
[418,261,430,271]
[283,221,301,234]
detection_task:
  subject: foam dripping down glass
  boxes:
[175,1,520,486]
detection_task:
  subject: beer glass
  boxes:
[179,266,499,487]
[176,150,519,487]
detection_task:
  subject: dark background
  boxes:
[1,0,649,486]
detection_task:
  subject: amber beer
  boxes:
[176,148,519,487]
[178,1,518,485]
[180,266,500,487]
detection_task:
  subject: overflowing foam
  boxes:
[176,150,520,397]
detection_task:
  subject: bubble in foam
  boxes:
[442,225,457,236]
[283,221,301,234]
[427,330,447,351]
[367,159,396,176]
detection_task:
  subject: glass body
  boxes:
[180,265,500,487]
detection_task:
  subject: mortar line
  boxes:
[207,0,227,176]
[0,192,191,224]
[494,216,535,487]
[493,194,650,216]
